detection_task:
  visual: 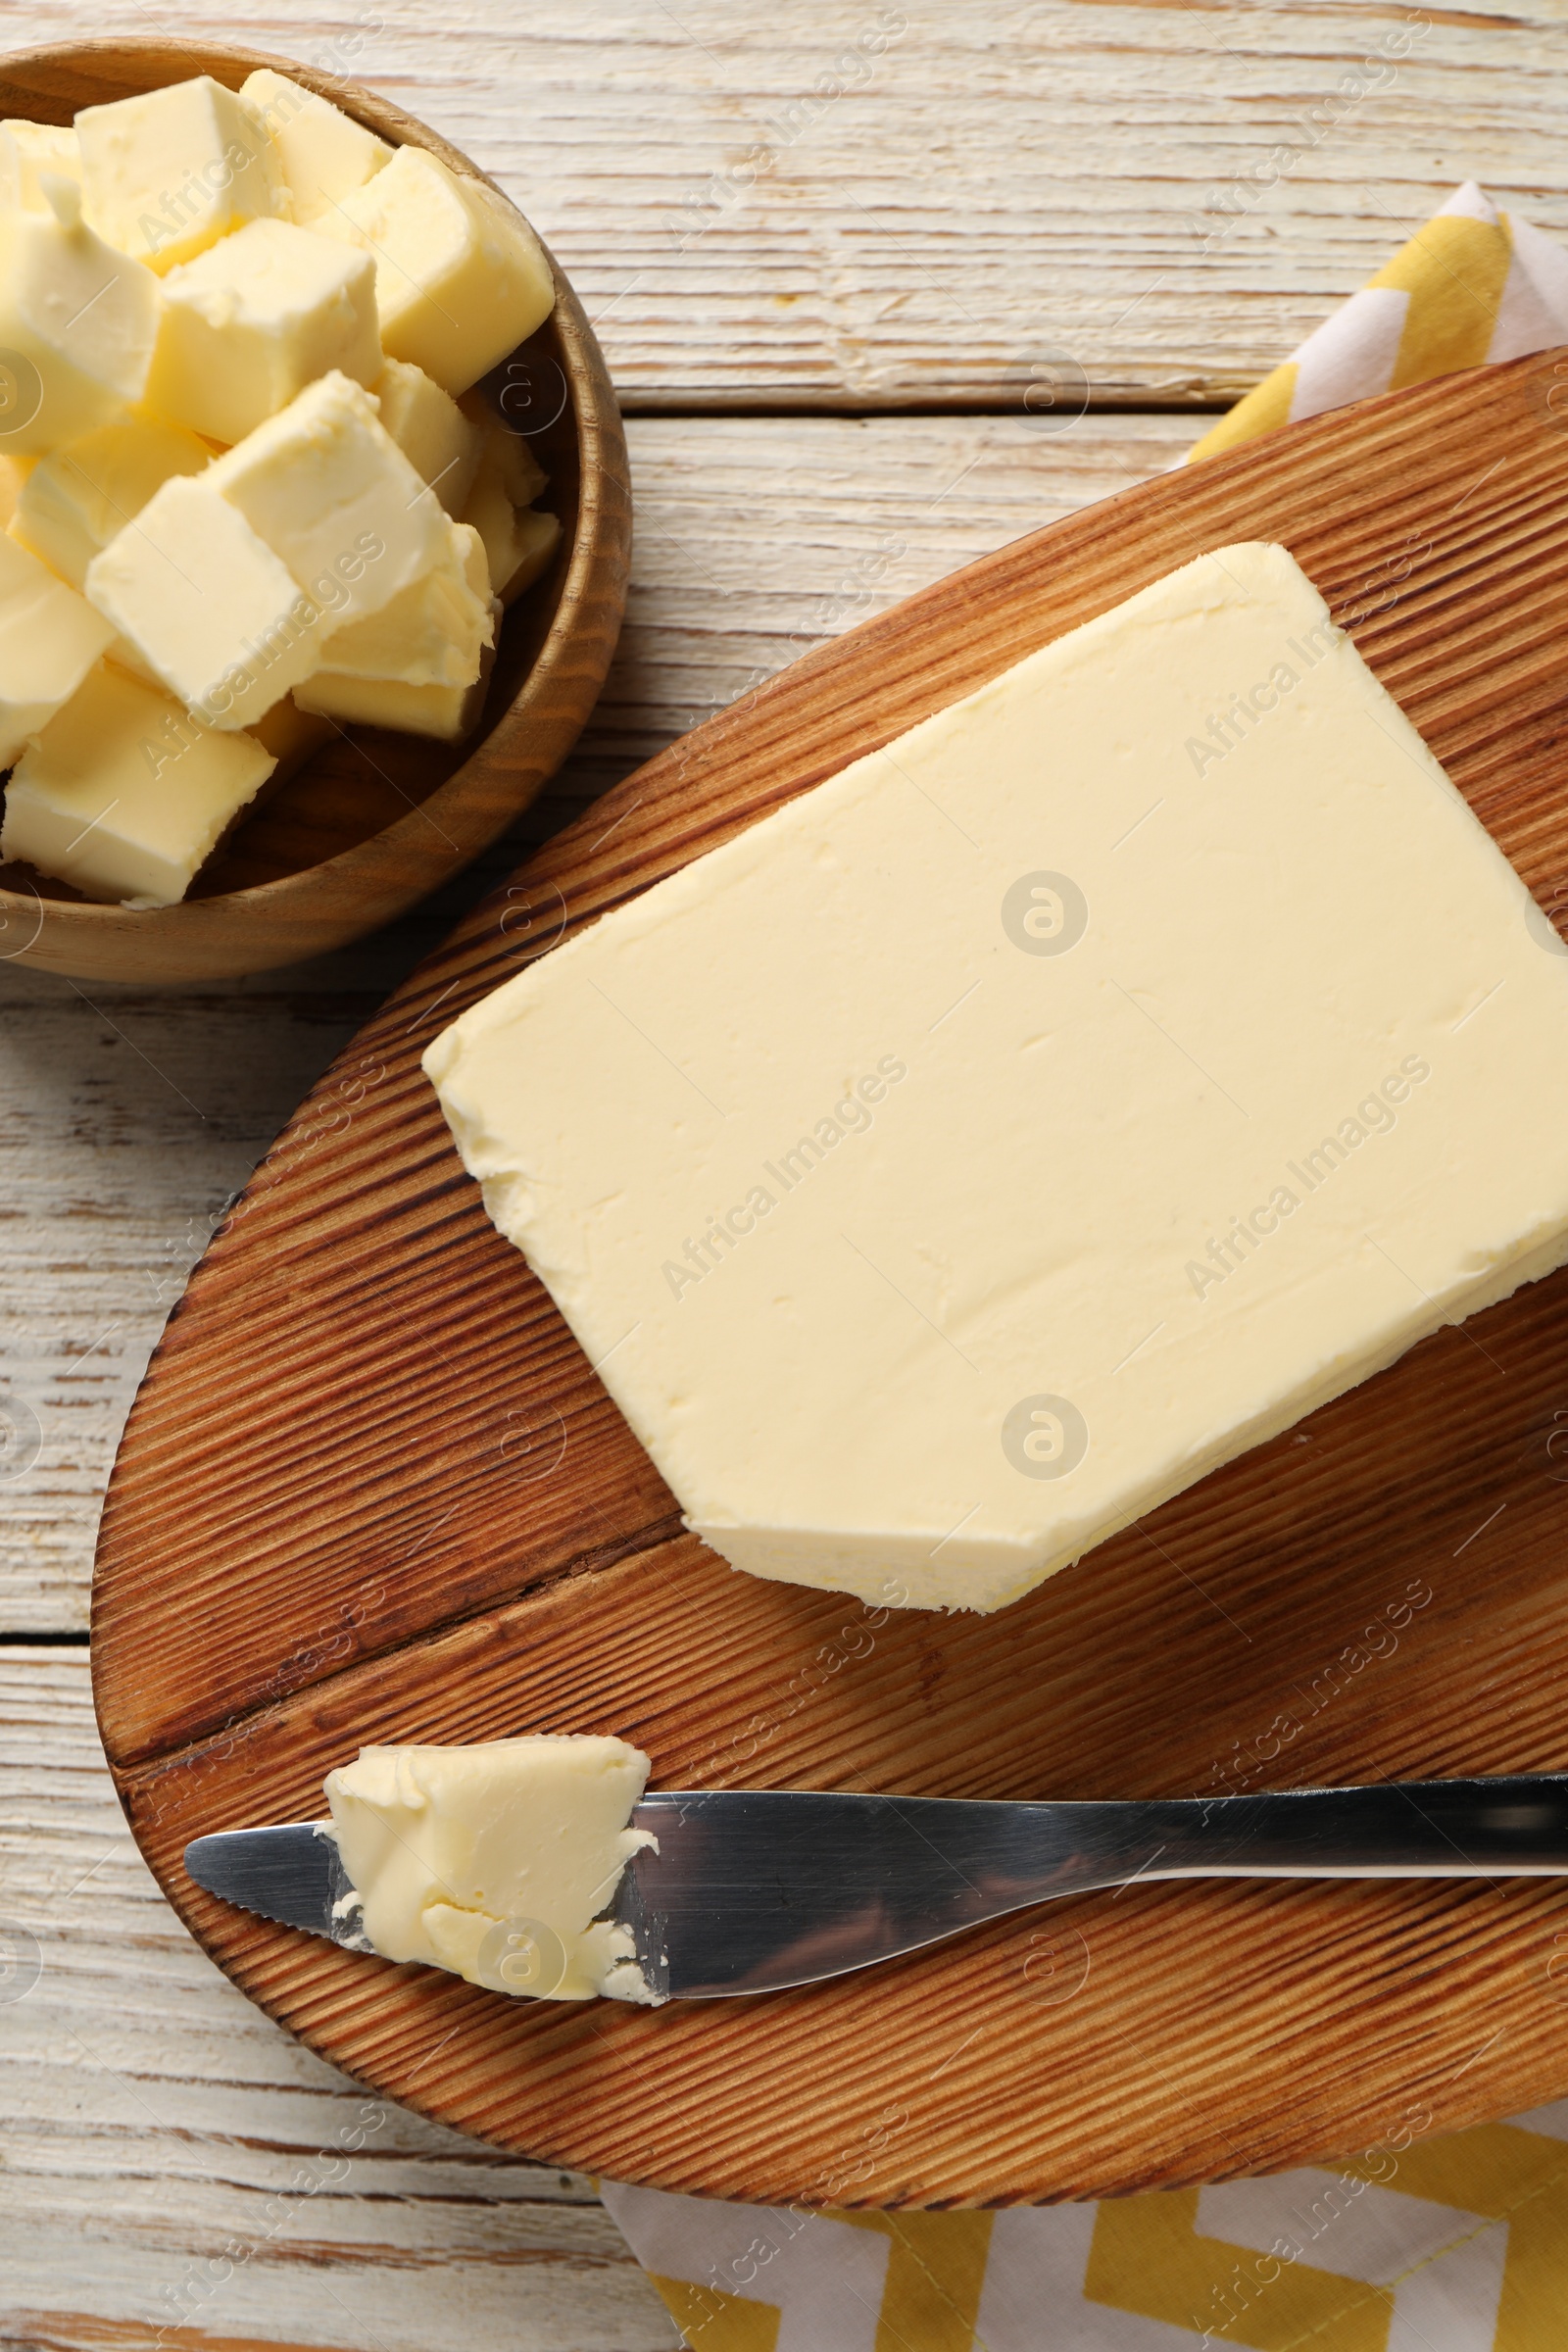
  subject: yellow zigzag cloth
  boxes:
[602,184,1568,2351]
[1188,182,1568,463]
[606,2102,1568,2349]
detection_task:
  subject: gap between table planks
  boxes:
[89,351,1568,2206]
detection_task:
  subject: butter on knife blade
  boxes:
[322,1734,660,2003]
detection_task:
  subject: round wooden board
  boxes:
[94,350,1568,2207]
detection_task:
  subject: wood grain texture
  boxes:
[91,350,1568,2204]
[0,1651,679,2352]
[0,413,1197,1638]
[0,38,632,986]
[3,0,1564,413]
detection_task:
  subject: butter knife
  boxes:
[184,1775,1568,2001]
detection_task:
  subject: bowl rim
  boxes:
[0,35,631,965]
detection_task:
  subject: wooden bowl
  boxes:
[0,39,631,985]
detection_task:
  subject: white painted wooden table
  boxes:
[2,3,1564,2342]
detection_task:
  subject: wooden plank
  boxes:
[0,1650,678,2352]
[2,1,1563,410]
[0,413,1198,1636]
[89,353,1568,2203]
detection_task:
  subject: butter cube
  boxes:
[247,692,333,786]
[458,394,547,506]
[0,181,160,452]
[76,74,287,272]
[1,661,274,904]
[507,509,561,601]
[456,396,553,600]
[297,631,496,742]
[146,219,381,445]
[463,458,560,604]
[0,456,31,529]
[0,120,81,210]
[203,370,451,625]
[85,474,334,729]
[318,146,554,394]
[14,416,211,589]
[240,69,390,226]
[0,532,115,763]
[377,361,480,514]
[303,520,491,686]
[104,632,166,688]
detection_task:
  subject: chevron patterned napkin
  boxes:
[1188,181,1568,461]
[605,2102,1568,2349]
[600,185,1568,2352]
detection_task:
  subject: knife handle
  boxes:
[1101,1776,1568,1882]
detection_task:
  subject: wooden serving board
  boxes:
[94,349,1568,2207]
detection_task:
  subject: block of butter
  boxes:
[0,119,81,210]
[463,466,559,605]
[13,415,212,589]
[0,532,115,763]
[240,67,391,226]
[76,74,286,271]
[295,630,497,741]
[201,370,452,626]
[84,474,335,729]
[459,394,547,507]
[296,520,497,738]
[377,360,481,515]
[426,542,1568,1615]
[457,401,554,600]
[1,661,274,904]
[248,692,333,787]
[323,1735,657,2002]
[0,179,160,452]
[85,372,455,727]
[298,519,492,688]
[146,218,381,445]
[0,456,28,531]
[316,144,555,394]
